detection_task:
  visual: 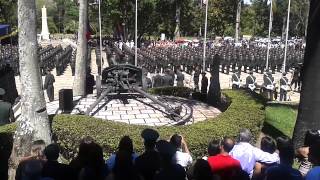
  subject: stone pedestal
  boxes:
[41,6,50,40]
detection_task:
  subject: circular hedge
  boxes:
[0,89,265,162]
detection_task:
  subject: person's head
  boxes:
[44,143,60,161]
[118,136,134,154]
[308,140,320,165]
[260,136,276,154]
[239,129,252,143]
[221,137,235,153]
[276,136,294,165]
[282,72,287,77]
[46,69,51,74]
[249,71,253,75]
[207,140,220,156]
[304,129,320,147]
[78,136,95,165]
[30,140,46,159]
[156,140,176,166]
[141,128,159,151]
[192,159,213,180]
[170,134,182,150]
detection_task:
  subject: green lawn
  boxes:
[264,104,298,138]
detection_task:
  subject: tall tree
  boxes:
[292,0,320,149]
[8,0,52,179]
[73,0,88,96]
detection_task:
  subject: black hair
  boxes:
[276,136,294,165]
[118,136,134,154]
[260,136,276,154]
[192,159,213,180]
[44,143,60,161]
[309,140,320,165]
[207,140,220,156]
[304,130,320,147]
[144,140,156,150]
[170,134,182,149]
[222,137,235,153]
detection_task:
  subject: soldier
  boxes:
[201,72,208,94]
[44,69,55,102]
[162,69,173,87]
[290,67,300,91]
[86,67,95,95]
[176,68,184,87]
[231,70,241,89]
[246,71,257,91]
[279,72,290,101]
[263,71,275,100]
[153,70,163,87]
[0,88,14,125]
[193,66,200,91]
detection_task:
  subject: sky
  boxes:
[244,0,252,5]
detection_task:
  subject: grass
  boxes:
[264,104,298,138]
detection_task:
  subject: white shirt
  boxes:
[173,150,193,168]
[229,142,279,176]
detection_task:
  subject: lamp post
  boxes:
[202,0,208,72]
[266,0,273,70]
[135,0,138,66]
[283,0,291,73]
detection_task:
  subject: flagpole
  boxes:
[135,0,138,66]
[98,0,103,74]
[266,0,273,70]
[283,0,291,73]
[202,0,208,72]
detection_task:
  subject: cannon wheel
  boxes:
[96,75,101,97]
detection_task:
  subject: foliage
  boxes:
[0,0,17,28]
[148,86,192,98]
[265,103,297,138]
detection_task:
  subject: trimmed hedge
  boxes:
[0,89,265,162]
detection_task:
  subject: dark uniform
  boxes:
[153,72,163,88]
[201,73,208,94]
[193,68,200,91]
[280,73,289,101]
[176,70,184,87]
[86,70,95,95]
[0,88,14,125]
[44,71,55,102]
[263,72,275,100]
[246,72,256,91]
[231,71,241,89]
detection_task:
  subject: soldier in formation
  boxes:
[44,69,55,102]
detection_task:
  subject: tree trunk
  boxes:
[292,0,320,149]
[8,0,52,179]
[174,3,181,39]
[235,0,241,43]
[73,0,88,96]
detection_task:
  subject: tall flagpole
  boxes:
[135,0,138,66]
[98,0,103,74]
[266,0,273,70]
[202,0,208,72]
[283,0,291,73]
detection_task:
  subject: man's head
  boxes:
[141,128,159,150]
[170,134,182,150]
[207,140,220,156]
[308,140,320,165]
[260,136,276,154]
[221,137,235,153]
[239,129,252,143]
[276,136,294,165]
[44,143,60,161]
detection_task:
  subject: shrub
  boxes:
[148,86,192,98]
[0,90,265,163]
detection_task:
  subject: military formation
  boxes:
[103,39,304,101]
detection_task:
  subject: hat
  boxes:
[141,128,159,142]
[156,140,176,156]
[0,88,5,95]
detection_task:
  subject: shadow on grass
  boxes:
[262,122,290,139]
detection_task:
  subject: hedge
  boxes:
[0,89,265,163]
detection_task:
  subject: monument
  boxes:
[41,6,50,40]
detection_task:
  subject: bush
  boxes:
[0,90,265,162]
[148,86,192,98]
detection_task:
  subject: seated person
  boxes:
[306,140,320,180]
[170,134,193,168]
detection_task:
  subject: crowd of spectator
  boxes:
[15,128,320,180]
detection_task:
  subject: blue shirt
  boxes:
[265,164,303,180]
[306,166,320,180]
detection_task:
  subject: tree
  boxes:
[73,0,88,96]
[8,0,52,179]
[292,0,320,149]
[235,0,242,42]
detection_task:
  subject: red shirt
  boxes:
[207,154,242,180]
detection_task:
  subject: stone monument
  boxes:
[41,6,50,40]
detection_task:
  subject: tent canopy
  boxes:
[0,25,10,36]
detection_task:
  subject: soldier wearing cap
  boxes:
[153,70,163,88]
[201,72,208,94]
[263,71,275,100]
[162,69,173,87]
[246,71,257,91]
[176,68,184,87]
[0,88,14,125]
[193,66,201,91]
[44,69,55,102]
[279,72,290,101]
[231,70,241,89]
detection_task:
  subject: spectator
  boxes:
[297,130,320,176]
[154,140,186,180]
[170,134,193,168]
[70,136,108,180]
[229,129,279,177]
[42,143,75,180]
[207,137,243,180]
[106,136,138,170]
[305,140,320,180]
[252,136,277,180]
[0,88,14,125]
[16,140,46,180]
[190,159,215,180]
[135,129,161,180]
[264,136,302,180]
